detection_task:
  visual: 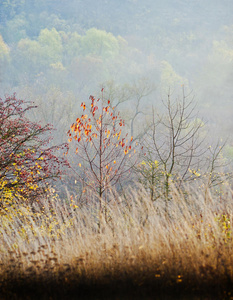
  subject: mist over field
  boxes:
[1,1,233,299]
[0,0,233,142]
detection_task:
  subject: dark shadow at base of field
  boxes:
[0,280,232,300]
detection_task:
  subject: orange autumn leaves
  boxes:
[67,92,136,197]
[67,95,134,159]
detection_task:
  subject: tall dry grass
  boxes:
[0,182,233,299]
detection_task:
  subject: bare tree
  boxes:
[102,78,156,140]
[129,78,156,138]
[137,88,231,208]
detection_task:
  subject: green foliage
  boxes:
[160,60,189,94]
[2,13,28,43]
[64,32,81,62]
[137,159,163,201]
[0,0,232,198]
[38,28,63,62]
[0,0,25,24]
[16,28,63,75]
[0,34,10,81]
[0,35,10,62]
[80,28,120,59]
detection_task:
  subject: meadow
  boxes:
[1,181,233,299]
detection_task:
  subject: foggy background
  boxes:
[0,0,232,156]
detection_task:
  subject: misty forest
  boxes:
[0,1,233,299]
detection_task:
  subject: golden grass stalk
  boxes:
[0,182,233,298]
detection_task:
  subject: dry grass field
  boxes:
[1,182,233,299]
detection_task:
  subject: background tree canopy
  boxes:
[0,0,232,157]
